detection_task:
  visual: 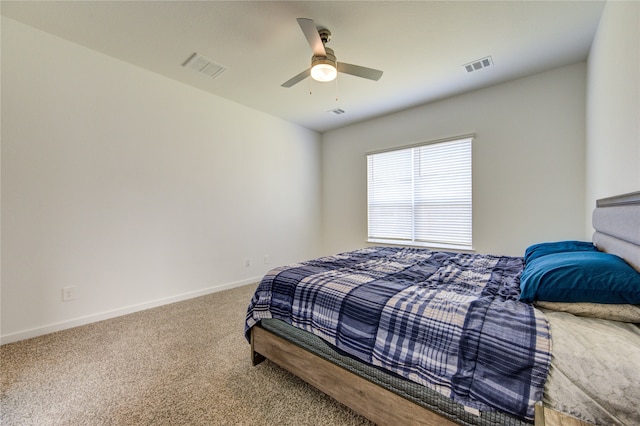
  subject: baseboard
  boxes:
[0,277,261,345]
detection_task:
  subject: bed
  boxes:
[245,191,640,426]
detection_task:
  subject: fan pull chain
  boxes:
[335,74,339,101]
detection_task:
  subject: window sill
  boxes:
[367,239,475,253]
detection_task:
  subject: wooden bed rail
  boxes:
[251,325,594,426]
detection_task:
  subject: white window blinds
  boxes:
[367,137,472,249]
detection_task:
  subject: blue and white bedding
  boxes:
[245,246,552,421]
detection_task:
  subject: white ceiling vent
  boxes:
[183,53,227,78]
[464,56,493,73]
[328,108,346,115]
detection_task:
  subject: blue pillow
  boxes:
[523,240,598,265]
[519,251,640,304]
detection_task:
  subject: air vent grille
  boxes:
[183,53,227,78]
[464,56,493,73]
[328,108,346,115]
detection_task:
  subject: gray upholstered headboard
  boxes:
[592,191,640,272]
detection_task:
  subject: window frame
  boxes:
[366,134,474,251]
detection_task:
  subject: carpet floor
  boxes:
[1,283,374,425]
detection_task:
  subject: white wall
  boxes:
[322,63,587,257]
[586,0,640,234]
[1,18,323,343]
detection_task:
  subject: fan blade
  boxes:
[337,62,383,81]
[281,68,311,88]
[297,18,326,57]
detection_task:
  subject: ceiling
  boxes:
[1,1,605,133]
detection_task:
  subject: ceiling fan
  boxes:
[281,18,384,88]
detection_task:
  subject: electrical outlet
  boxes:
[62,286,76,302]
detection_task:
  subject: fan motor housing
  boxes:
[312,47,336,68]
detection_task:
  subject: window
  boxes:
[367,136,472,249]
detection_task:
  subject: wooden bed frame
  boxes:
[249,191,640,426]
[251,325,590,426]
[250,325,590,426]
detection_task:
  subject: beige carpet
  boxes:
[1,283,373,425]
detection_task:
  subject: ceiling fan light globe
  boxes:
[311,63,337,82]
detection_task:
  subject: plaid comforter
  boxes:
[245,246,551,421]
